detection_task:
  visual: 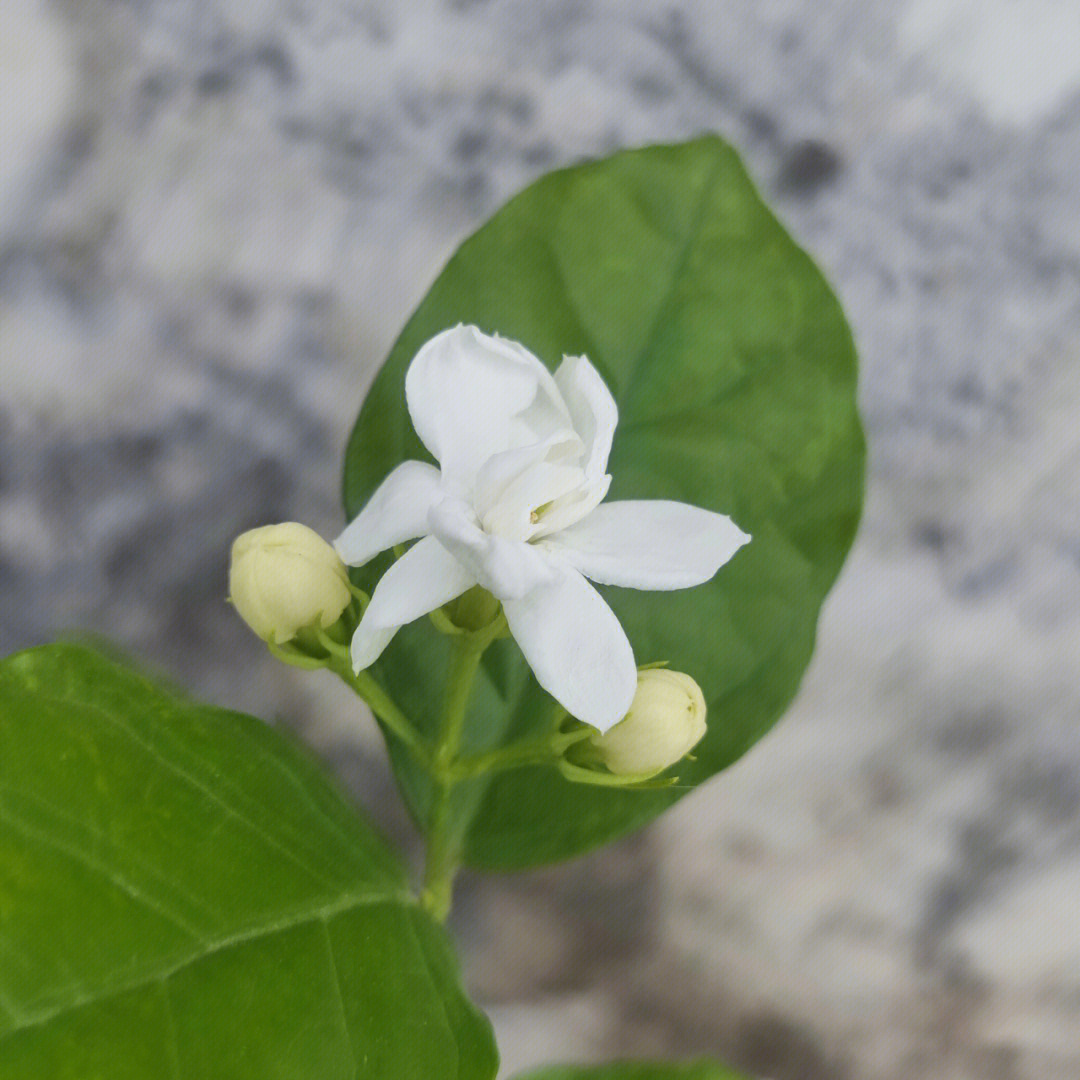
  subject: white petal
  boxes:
[363,536,476,629]
[502,561,637,732]
[546,500,751,590]
[405,326,567,488]
[530,473,610,538]
[481,458,587,541]
[428,497,556,600]
[350,622,398,672]
[335,461,444,567]
[349,536,475,671]
[494,335,575,443]
[472,429,582,532]
[554,354,618,480]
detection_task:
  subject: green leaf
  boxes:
[515,1061,753,1080]
[0,644,497,1080]
[342,136,864,869]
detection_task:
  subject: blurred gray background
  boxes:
[3,1,1080,1077]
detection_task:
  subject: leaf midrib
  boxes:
[617,146,726,418]
[0,887,413,1044]
[0,664,413,1045]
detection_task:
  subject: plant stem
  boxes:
[314,630,430,766]
[420,622,499,921]
[447,739,552,780]
[449,726,591,781]
[345,667,430,764]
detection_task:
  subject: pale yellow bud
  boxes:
[229,522,351,644]
[590,669,707,777]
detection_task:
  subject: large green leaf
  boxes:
[0,644,497,1079]
[516,1062,752,1080]
[342,136,863,869]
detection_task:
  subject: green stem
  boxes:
[420,622,499,922]
[267,641,326,670]
[314,629,430,767]
[447,740,551,781]
[449,726,592,781]
[345,667,430,765]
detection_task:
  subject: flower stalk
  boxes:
[447,726,590,781]
[420,613,505,922]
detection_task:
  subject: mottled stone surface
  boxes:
[3,2,1079,1078]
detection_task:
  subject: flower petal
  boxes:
[335,461,444,567]
[554,354,618,480]
[428,497,556,600]
[472,429,583,537]
[502,561,637,732]
[405,326,568,489]
[363,536,477,629]
[350,622,398,672]
[529,473,610,538]
[349,535,475,670]
[545,500,751,590]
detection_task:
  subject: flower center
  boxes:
[529,500,554,526]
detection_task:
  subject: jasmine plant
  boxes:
[0,136,863,1080]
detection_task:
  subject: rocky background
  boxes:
[3,1,1080,1077]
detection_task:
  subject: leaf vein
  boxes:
[0,891,409,1044]
[0,782,221,928]
[157,979,183,1080]
[0,796,206,941]
[619,149,725,416]
[320,918,360,1080]
[22,688,347,891]
[404,910,460,1080]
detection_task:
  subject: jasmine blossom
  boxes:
[336,325,749,731]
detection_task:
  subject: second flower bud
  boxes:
[588,668,707,778]
[229,522,352,645]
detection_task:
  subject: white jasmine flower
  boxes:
[335,325,749,732]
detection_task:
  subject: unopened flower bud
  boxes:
[589,669,707,777]
[229,522,351,644]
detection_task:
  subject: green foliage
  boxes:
[516,1063,752,1080]
[0,644,497,1079]
[342,136,864,869]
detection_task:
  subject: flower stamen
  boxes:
[529,500,554,525]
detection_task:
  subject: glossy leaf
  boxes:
[0,644,497,1079]
[516,1062,752,1080]
[342,136,864,868]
